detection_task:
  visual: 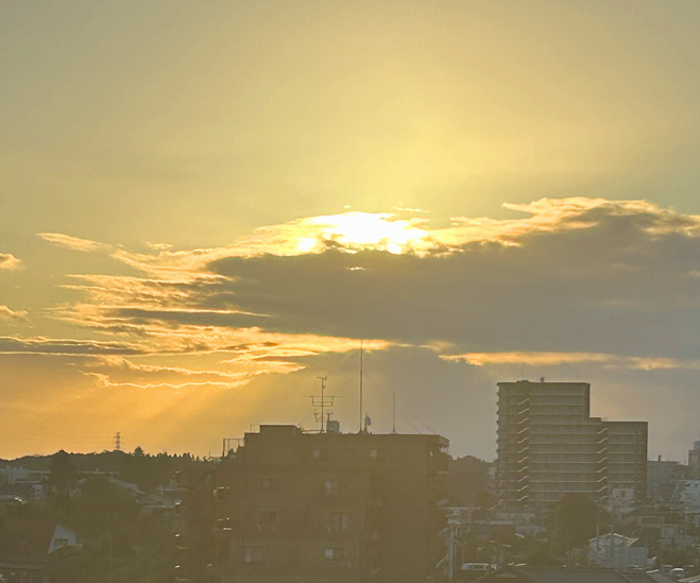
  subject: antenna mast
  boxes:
[392,392,396,434]
[359,341,364,432]
[309,376,335,433]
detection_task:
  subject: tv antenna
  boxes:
[221,437,242,458]
[309,376,336,433]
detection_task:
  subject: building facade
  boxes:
[215,425,449,583]
[496,380,647,507]
[688,441,700,479]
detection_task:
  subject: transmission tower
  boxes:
[114,432,121,451]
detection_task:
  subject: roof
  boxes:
[477,566,669,583]
[589,533,644,548]
[0,518,60,557]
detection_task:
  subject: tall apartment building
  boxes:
[688,441,700,479]
[496,380,647,508]
[214,425,450,583]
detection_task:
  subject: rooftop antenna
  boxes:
[359,341,364,433]
[392,391,396,434]
[221,437,242,458]
[309,376,335,433]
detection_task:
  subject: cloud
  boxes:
[0,253,22,270]
[197,198,700,362]
[79,356,252,390]
[442,351,700,371]
[19,197,700,459]
[43,198,698,282]
[0,336,145,356]
[0,306,27,322]
[38,233,114,254]
[44,197,700,363]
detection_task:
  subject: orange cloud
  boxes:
[0,253,22,270]
[0,306,27,322]
[442,351,700,371]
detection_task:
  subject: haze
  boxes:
[2,0,700,460]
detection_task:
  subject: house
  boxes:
[0,518,82,583]
[588,533,648,569]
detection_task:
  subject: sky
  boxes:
[2,0,700,460]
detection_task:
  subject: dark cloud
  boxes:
[0,337,145,356]
[109,308,264,328]
[206,204,700,359]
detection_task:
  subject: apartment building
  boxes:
[214,425,449,583]
[496,380,647,508]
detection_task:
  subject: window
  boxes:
[259,510,279,527]
[261,478,280,492]
[369,448,383,461]
[215,486,230,500]
[217,516,232,529]
[328,513,349,531]
[244,546,263,564]
[324,547,346,561]
[324,479,339,496]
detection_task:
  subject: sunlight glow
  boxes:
[302,212,431,254]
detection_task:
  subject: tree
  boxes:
[554,493,601,553]
[49,450,77,493]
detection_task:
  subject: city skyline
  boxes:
[3,1,700,460]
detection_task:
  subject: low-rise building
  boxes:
[647,458,686,502]
[588,533,648,569]
[215,424,449,583]
[0,518,82,582]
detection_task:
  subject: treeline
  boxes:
[2,447,213,493]
[0,449,218,583]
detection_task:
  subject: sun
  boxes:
[299,212,431,254]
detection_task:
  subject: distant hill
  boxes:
[449,455,492,506]
[0,450,131,472]
[0,449,214,492]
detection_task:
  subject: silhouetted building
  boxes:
[688,440,700,479]
[215,425,449,583]
[496,380,647,507]
[647,457,686,501]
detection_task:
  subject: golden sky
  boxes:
[2,1,700,460]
